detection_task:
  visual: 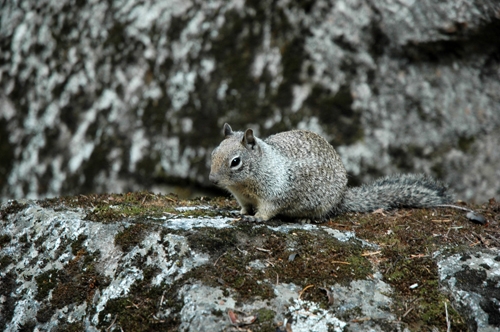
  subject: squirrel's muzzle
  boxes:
[209,173,219,185]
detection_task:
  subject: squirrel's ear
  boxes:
[223,123,233,138]
[243,129,259,151]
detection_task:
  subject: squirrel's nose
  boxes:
[209,173,218,185]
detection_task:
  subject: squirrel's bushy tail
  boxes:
[341,173,453,213]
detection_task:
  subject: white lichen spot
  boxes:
[0,96,17,121]
[129,129,149,172]
[288,299,347,332]
[291,84,311,112]
[181,118,193,133]
[199,58,215,82]
[168,71,197,111]
[217,81,228,100]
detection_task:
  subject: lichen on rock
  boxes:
[1,193,499,331]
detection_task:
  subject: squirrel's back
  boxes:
[265,130,348,218]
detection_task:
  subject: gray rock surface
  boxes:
[1,0,499,202]
[437,249,500,332]
[1,197,499,331]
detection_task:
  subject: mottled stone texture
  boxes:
[1,0,499,201]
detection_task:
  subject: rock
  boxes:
[1,0,500,202]
[1,193,499,331]
[437,249,500,332]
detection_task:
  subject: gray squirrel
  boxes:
[209,123,453,221]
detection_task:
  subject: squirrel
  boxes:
[209,123,453,222]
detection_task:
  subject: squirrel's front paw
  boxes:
[240,215,264,223]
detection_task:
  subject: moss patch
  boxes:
[37,191,237,223]
[35,269,59,301]
[51,248,107,309]
[0,271,18,330]
[115,223,152,252]
[184,223,372,307]
[329,200,499,331]
[0,200,27,220]
[97,267,174,331]
[34,247,108,311]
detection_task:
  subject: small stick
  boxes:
[214,252,227,266]
[299,284,315,299]
[445,301,451,332]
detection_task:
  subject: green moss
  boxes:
[0,200,27,220]
[54,322,85,332]
[35,269,59,301]
[50,248,107,309]
[115,223,151,252]
[187,227,239,255]
[38,192,235,224]
[33,245,108,310]
[0,271,18,330]
[36,304,55,324]
[350,206,482,331]
[182,222,373,308]
[256,308,275,322]
[97,267,176,331]
[71,234,88,255]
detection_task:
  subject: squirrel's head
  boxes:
[209,123,262,188]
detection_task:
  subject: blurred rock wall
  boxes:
[1,0,499,202]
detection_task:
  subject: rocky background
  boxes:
[1,0,500,202]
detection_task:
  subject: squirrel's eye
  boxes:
[230,157,241,168]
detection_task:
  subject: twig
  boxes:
[214,252,227,266]
[361,251,381,256]
[126,300,139,309]
[106,314,118,331]
[445,301,451,332]
[483,232,500,245]
[299,284,315,299]
[434,204,475,213]
[410,254,428,259]
[164,196,176,202]
[159,290,166,307]
[402,307,413,318]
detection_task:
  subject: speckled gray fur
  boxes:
[210,124,452,221]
